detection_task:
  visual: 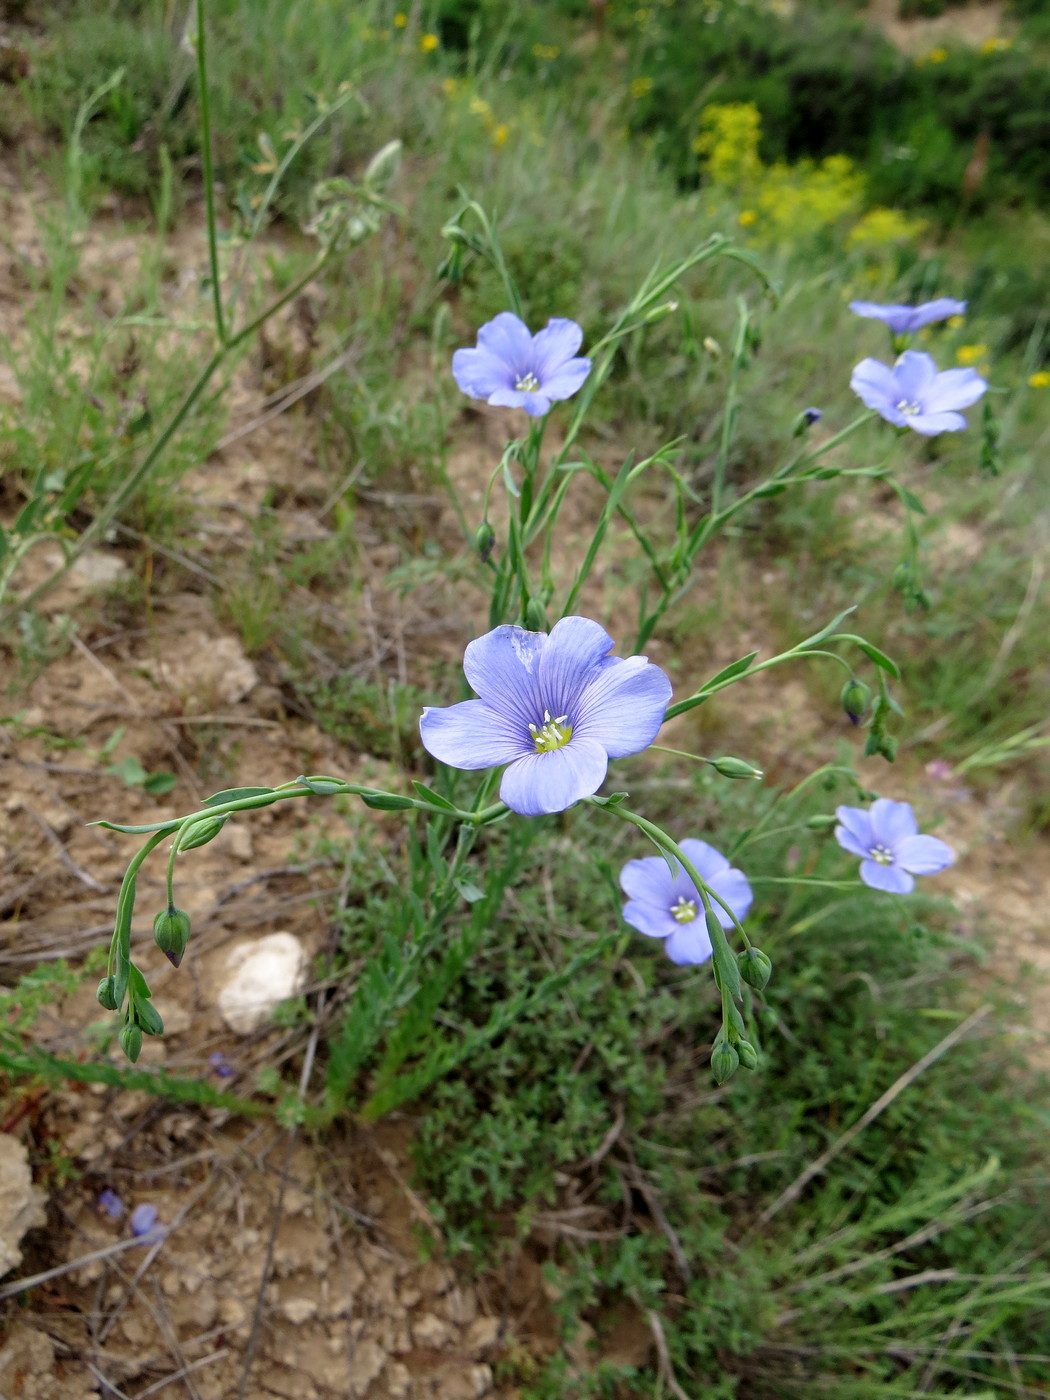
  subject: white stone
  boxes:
[216,933,308,1034]
[349,1338,387,1397]
[0,1134,46,1277]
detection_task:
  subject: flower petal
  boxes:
[518,393,553,417]
[923,367,987,414]
[538,616,616,715]
[912,297,966,329]
[420,699,527,769]
[860,860,914,894]
[538,357,592,403]
[664,921,714,965]
[869,798,918,847]
[571,655,672,759]
[894,350,938,402]
[619,854,674,904]
[499,736,608,816]
[906,411,968,436]
[850,358,905,422]
[463,625,545,718]
[622,898,678,940]
[897,833,954,875]
[835,805,876,851]
[849,301,912,333]
[835,823,872,860]
[532,318,584,379]
[476,312,534,378]
[708,867,754,928]
[452,346,513,400]
[677,838,729,882]
[486,387,550,414]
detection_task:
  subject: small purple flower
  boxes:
[803,406,822,425]
[835,798,954,894]
[452,312,592,417]
[619,839,753,965]
[850,350,986,435]
[419,617,672,817]
[849,298,966,336]
[129,1203,160,1238]
[209,1051,235,1079]
[98,1189,124,1220]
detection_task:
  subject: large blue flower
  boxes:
[849,298,966,336]
[419,617,671,816]
[850,350,986,435]
[452,312,592,417]
[835,798,954,894]
[619,839,753,965]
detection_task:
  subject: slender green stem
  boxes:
[729,762,858,859]
[665,645,853,722]
[195,0,226,346]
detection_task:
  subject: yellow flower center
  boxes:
[529,710,572,753]
[671,896,698,923]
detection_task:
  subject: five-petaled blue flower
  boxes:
[619,839,753,965]
[452,312,592,417]
[419,617,672,817]
[835,798,954,894]
[849,298,966,336]
[851,350,986,435]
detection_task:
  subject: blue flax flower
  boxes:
[98,1189,124,1220]
[619,840,753,965]
[849,298,966,336]
[129,1203,161,1238]
[851,350,986,435]
[452,312,592,417]
[835,798,954,894]
[420,617,671,816]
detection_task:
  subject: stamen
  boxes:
[869,844,895,865]
[514,371,540,393]
[528,709,572,753]
[670,896,698,924]
[895,399,922,417]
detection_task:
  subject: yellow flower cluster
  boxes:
[956,344,987,367]
[847,206,927,248]
[532,44,560,60]
[630,76,653,99]
[917,46,948,65]
[1028,371,1050,388]
[980,36,1011,55]
[442,85,513,151]
[755,155,865,239]
[693,102,762,187]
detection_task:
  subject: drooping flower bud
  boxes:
[806,813,837,830]
[474,519,496,563]
[178,817,227,851]
[153,906,191,968]
[793,406,823,436]
[523,596,548,632]
[739,946,772,990]
[840,678,872,725]
[736,1039,759,1070]
[119,1022,143,1064]
[711,755,764,781]
[135,1000,164,1037]
[710,1040,740,1085]
[96,975,119,1011]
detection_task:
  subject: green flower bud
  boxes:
[153,907,191,969]
[119,1022,143,1063]
[840,678,871,726]
[523,597,547,632]
[739,946,772,990]
[711,755,764,781]
[736,1039,759,1071]
[178,816,227,851]
[135,1000,164,1037]
[864,730,898,763]
[96,976,119,1011]
[710,1040,739,1085]
[474,519,496,564]
[644,299,679,324]
[806,813,837,830]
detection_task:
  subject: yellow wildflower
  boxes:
[630,76,653,99]
[980,36,1011,54]
[469,97,491,118]
[919,47,948,64]
[947,314,965,329]
[738,209,757,227]
[848,206,926,247]
[492,123,510,148]
[956,344,987,366]
[442,77,458,97]
[393,11,406,26]
[532,44,560,59]
[420,32,439,52]
[1028,371,1050,388]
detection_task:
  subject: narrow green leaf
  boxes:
[359,789,417,811]
[851,638,902,680]
[203,786,275,807]
[89,818,181,834]
[411,781,458,812]
[797,606,857,651]
[702,650,760,690]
